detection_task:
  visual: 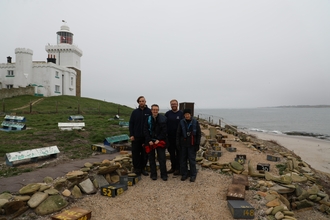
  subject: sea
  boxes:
[188,107,330,141]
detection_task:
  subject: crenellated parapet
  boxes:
[45,45,83,56]
[15,48,33,55]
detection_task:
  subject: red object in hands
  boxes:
[144,140,166,153]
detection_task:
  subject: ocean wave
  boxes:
[284,131,330,140]
[243,128,330,141]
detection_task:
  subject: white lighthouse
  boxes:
[0,22,83,98]
[45,22,83,97]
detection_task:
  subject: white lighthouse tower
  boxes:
[45,21,83,97]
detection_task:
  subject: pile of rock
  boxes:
[0,153,135,219]
[198,123,330,219]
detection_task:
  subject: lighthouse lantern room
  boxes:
[57,23,73,44]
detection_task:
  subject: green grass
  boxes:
[0,95,133,177]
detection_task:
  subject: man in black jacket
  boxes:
[129,96,151,176]
[144,104,168,181]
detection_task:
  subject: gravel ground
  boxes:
[10,128,330,220]
[35,165,329,220]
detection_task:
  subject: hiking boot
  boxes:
[141,170,149,176]
[167,168,175,174]
[151,176,157,180]
[190,176,196,182]
[181,176,187,181]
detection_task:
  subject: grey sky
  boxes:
[1,0,329,109]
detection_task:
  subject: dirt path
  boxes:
[12,98,44,110]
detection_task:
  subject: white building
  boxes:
[0,23,83,97]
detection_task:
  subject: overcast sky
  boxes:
[1,0,329,109]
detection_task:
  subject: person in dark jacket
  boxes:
[129,96,151,176]
[176,109,201,182]
[143,104,168,181]
[165,99,184,175]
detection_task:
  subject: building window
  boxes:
[55,71,59,78]
[6,70,14,77]
[71,77,73,86]
[55,85,60,93]
[6,84,13,89]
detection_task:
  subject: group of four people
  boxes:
[129,96,201,182]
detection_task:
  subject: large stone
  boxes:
[9,206,29,219]
[0,199,8,208]
[270,185,295,194]
[94,175,109,187]
[282,210,294,216]
[78,178,97,194]
[13,195,30,202]
[72,185,83,199]
[307,185,319,195]
[97,164,120,174]
[294,199,314,210]
[271,205,284,215]
[291,173,307,183]
[44,188,59,195]
[43,176,54,184]
[317,191,327,198]
[39,183,51,192]
[62,189,71,197]
[308,194,317,200]
[230,161,244,171]
[2,200,25,215]
[279,194,290,210]
[84,162,93,168]
[19,183,41,195]
[297,190,309,201]
[300,166,311,173]
[80,167,90,172]
[27,192,48,208]
[295,185,303,197]
[265,194,278,203]
[35,195,68,216]
[266,198,281,207]
[111,174,120,183]
[53,178,68,191]
[265,207,273,215]
[0,193,12,200]
[275,211,284,220]
[265,172,292,184]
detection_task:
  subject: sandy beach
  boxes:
[246,131,330,174]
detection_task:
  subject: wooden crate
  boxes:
[257,163,270,172]
[267,155,280,162]
[100,184,127,197]
[227,200,255,219]
[227,184,245,200]
[51,207,91,220]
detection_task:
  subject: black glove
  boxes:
[194,145,200,152]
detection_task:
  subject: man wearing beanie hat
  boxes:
[176,108,201,182]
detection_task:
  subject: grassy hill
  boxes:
[0,95,133,176]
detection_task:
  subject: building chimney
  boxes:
[52,55,56,64]
[7,56,12,63]
[47,54,52,63]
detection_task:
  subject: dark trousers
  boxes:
[180,145,197,178]
[167,137,180,171]
[149,147,167,178]
[131,137,148,173]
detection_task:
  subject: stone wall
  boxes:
[0,87,34,99]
